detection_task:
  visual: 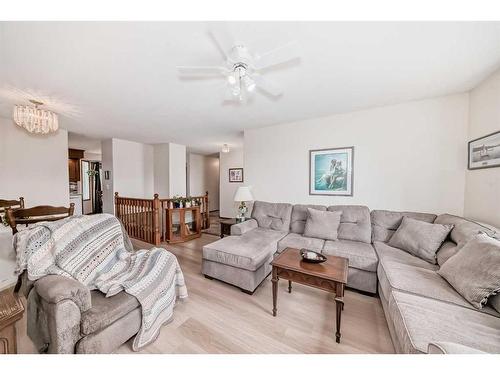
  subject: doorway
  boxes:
[81,160,103,214]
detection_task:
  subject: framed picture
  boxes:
[468,130,500,170]
[229,168,244,183]
[309,147,354,196]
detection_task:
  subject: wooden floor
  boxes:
[17,234,395,354]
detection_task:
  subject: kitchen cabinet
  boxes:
[68,159,80,182]
[68,149,84,182]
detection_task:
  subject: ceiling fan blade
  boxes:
[208,23,235,60]
[254,75,283,97]
[177,66,227,76]
[254,41,300,70]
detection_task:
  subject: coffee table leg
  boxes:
[288,280,292,293]
[272,267,278,317]
[335,298,344,343]
[335,283,345,343]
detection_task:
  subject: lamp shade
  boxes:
[234,186,254,202]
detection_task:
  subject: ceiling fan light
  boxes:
[243,76,256,92]
[231,85,241,96]
[227,74,237,85]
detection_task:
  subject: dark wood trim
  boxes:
[0,197,24,214]
[467,129,500,170]
[68,148,84,159]
[309,146,354,197]
[6,204,75,234]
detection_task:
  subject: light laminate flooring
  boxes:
[17,234,395,354]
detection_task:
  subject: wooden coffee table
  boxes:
[271,248,349,343]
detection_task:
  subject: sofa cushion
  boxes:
[427,342,487,354]
[434,214,500,247]
[371,210,437,243]
[388,290,500,354]
[373,241,438,271]
[328,205,371,244]
[491,295,500,314]
[438,233,500,309]
[251,201,292,232]
[230,218,258,235]
[202,228,287,271]
[377,258,498,317]
[436,241,458,267]
[322,239,378,272]
[303,208,342,241]
[290,204,327,234]
[81,290,139,335]
[388,217,453,264]
[277,233,325,253]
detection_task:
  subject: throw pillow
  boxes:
[303,208,342,241]
[438,233,500,309]
[490,295,500,314]
[388,216,453,264]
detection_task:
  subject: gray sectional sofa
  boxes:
[202,201,500,354]
[203,201,377,294]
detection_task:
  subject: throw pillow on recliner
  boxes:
[303,208,342,241]
[388,216,453,264]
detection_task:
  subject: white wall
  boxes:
[219,149,244,218]
[154,143,187,198]
[188,153,219,211]
[0,116,69,207]
[112,138,154,198]
[206,155,220,211]
[101,138,154,213]
[83,151,101,161]
[465,69,500,227]
[153,144,170,197]
[168,143,186,197]
[245,94,469,215]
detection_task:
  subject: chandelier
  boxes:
[13,100,59,134]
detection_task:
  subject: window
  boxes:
[82,160,90,201]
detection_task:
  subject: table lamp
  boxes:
[233,186,254,222]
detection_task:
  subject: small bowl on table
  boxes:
[300,249,327,264]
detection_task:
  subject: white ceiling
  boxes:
[2,22,500,154]
[67,132,102,154]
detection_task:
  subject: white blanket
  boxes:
[14,214,188,351]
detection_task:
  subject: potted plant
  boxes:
[184,197,192,208]
[172,195,182,208]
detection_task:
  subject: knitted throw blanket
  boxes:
[14,214,188,351]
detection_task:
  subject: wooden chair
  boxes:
[6,203,75,294]
[0,197,24,216]
[6,203,75,235]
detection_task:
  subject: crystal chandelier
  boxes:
[13,100,59,134]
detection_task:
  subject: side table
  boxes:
[0,289,24,354]
[220,218,238,238]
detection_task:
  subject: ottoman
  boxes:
[202,228,287,294]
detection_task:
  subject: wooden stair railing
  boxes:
[115,192,210,246]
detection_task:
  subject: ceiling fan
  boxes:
[177,24,300,102]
